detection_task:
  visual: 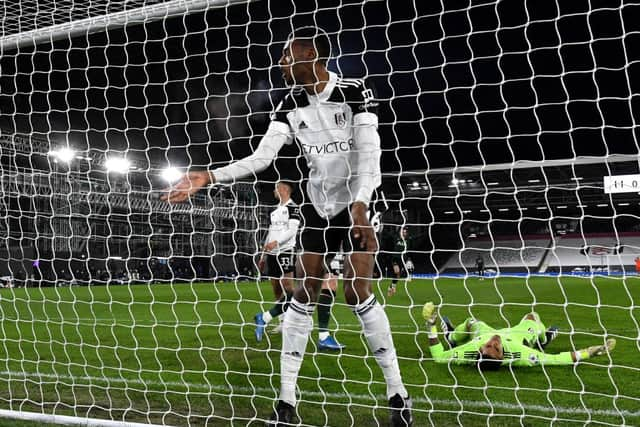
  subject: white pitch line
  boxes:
[0,370,638,419]
[2,317,637,334]
[0,408,171,427]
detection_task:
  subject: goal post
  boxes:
[0,1,639,426]
[0,0,252,51]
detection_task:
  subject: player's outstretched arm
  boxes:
[422,302,439,344]
[579,338,617,361]
[162,171,212,203]
[517,338,616,367]
[212,122,291,184]
[163,122,291,203]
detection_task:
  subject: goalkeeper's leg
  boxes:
[345,251,412,426]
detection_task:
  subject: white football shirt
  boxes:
[264,199,300,254]
[213,71,381,219]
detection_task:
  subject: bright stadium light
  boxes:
[48,147,76,163]
[162,167,183,183]
[104,157,131,173]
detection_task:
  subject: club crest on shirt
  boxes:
[334,112,347,128]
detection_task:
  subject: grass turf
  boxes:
[0,276,638,426]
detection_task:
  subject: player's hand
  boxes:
[351,202,378,252]
[161,171,213,203]
[257,257,266,272]
[422,301,437,326]
[263,241,278,252]
[585,338,616,358]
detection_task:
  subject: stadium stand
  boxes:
[441,233,640,275]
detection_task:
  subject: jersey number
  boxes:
[361,88,374,103]
[279,256,292,267]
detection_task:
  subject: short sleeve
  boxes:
[344,79,379,116]
[287,204,301,222]
[270,93,297,125]
[270,100,289,124]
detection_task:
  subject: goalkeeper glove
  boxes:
[578,338,616,360]
[585,338,616,358]
[422,302,438,340]
[422,302,437,325]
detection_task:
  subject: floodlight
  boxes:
[48,147,76,162]
[105,157,131,173]
[162,167,183,183]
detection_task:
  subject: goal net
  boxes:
[0,0,638,426]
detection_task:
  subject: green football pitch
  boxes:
[0,276,638,426]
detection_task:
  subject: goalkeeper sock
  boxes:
[317,289,335,335]
[353,294,408,399]
[269,292,292,318]
[280,298,314,407]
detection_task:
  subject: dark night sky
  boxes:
[1,0,639,180]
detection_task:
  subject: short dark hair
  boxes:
[288,26,331,63]
[276,180,296,192]
[477,353,502,372]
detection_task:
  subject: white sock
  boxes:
[262,311,273,324]
[318,331,329,341]
[354,294,408,399]
[279,298,314,406]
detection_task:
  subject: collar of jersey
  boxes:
[294,71,337,103]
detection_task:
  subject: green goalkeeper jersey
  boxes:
[430,319,575,367]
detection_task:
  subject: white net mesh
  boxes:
[0,0,639,426]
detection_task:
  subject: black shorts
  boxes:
[299,204,364,255]
[265,252,296,278]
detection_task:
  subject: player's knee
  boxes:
[344,288,358,305]
[298,277,323,301]
[344,285,371,306]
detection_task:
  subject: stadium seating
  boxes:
[441,233,640,275]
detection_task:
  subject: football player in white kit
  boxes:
[163,26,412,427]
[255,181,345,350]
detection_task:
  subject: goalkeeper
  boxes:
[422,302,616,369]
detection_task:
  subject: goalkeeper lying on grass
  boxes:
[422,302,616,370]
